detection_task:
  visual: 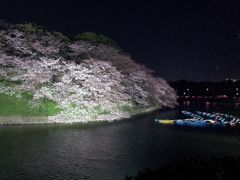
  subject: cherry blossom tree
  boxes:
[0,24,177,122]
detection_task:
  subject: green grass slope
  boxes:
[0,93,61,116]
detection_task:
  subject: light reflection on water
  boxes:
[181,101,240,113]
[0,106,240,180]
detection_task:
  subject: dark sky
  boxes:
[0,0,240,81]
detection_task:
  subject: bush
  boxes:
[59,45,74,59]
[74,32,119,48]
[121,103,142,113]
[16,23,47,34]
[75,32,98,42]
[52,31,70,42]
[126,156,240,180]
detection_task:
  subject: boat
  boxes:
[196,111,226,121]
[230,122,237,127]
[181,111,203,120]
[154,119,175,125]
[213,112,235,121]
[175,119,209,127]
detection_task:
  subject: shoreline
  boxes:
[0,106,167,125]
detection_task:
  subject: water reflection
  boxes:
[181,101,240,112]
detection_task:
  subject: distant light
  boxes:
[226,78,238,82]
[187,88,189,91]
[206,88,209,91]
[236,88,239,91]
[183,92,186,95]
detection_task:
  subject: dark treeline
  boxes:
[170,79,240,99]
[125,156,240,180]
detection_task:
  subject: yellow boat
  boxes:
[155,119,175,125]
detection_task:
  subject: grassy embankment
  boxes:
[0,93,61,116]
[0,79,158,123]
[0,79,61,116]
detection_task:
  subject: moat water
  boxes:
[0,104,240,180]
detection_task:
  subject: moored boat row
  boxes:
[155,110,240,128]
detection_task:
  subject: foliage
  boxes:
[74,32,119,47]
[16,23,47,34]
[59,45,74,59]
[52,31,70,42]
[126,156,240,180]
[121,104,142,113]
[94,106,111,115]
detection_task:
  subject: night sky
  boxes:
[0,0,240,81]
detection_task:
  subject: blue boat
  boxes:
[175,119,209,127]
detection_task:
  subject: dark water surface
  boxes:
[1,108,240,180]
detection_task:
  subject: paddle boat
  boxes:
[213,112,236,121]
[175,119,211,127]
[181,111,204,120]
[154,119,175,125]
[196,111,226,122]
[156,119,226,128]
